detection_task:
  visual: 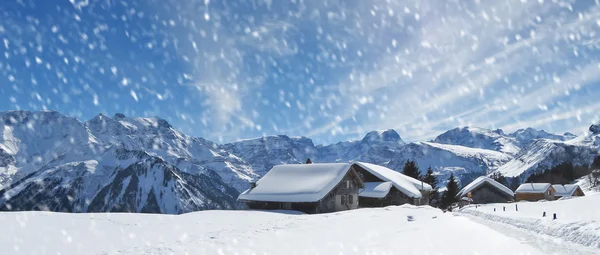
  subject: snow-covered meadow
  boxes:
[3,205,550,255]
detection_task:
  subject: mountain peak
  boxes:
[0,110,71,125]
[114,113,126,120]
[362,129,404,144]
[590,121,600,134]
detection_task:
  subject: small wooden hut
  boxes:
[456,176,514,204]
[552,184,585,199]
[515,183,555,201]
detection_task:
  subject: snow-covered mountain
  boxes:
[0,111,250,214]
[0,110,597,214]
[85,113,258,191]
[386,142,513,186]
[432,126,574,156]
[495,123,600,181]
[225,129,512,188]
[495,139,597,180]
[223,129,407,177]
[0,148,239,213]
[508,127,572,146]
[222,135,318,177]
[227,126,597,189]
[322,129,406,163]
[433,127,521,155]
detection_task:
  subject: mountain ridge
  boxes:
[0,110,597,214]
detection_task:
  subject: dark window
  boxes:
[348,194,353,204]
[341,195,346,205]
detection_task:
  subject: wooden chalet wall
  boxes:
[468,182,514,204]
[555,186,586,199]
[419,190,430,205]
[516,186,556,201]
[573,187,585,197]
[319,171,360,213]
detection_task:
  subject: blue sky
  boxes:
[1,0,600,144]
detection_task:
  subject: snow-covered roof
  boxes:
[359,182,393,198]
[516,183,552,193]
[354,162,428,198]
[552,184,581,197]
[457,176,514,198]
[238,163,357,202]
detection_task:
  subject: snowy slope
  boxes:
[0,148,239,214]
[566,123,600,149]
[223,129,406,177]
[1,205,550,255]
[387,142,513,187]
[222,135,318,177]
[86,113,257,191]
[496,139,597,179]
[575,174,600,195]
[509,128,570,146]
[0,110,103,187]
[0,111,247,214]
[433,127,521,155]
[434,127,572,156]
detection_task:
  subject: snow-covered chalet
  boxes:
[456,176,515,205]
[515,183,556,201]
[353,162,432,207]
[551,184,585,199]
[238,162,431,214]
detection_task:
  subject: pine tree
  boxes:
[402,160,421,180]
[421,167,439,206]
[491,172,508,187]
[591,155,600,169]
[305,158,312,164]
[441,173,459,210]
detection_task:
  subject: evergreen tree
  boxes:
[421,167,440,206]
[509,178,521,191]
[441,173,459,209]
[591,155,600,169]
[402,160,421,180]
[305,158,312,164]
[491,172,508,187]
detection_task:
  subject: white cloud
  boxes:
[306,0,600,141]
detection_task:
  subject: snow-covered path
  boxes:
[2,205,547,255]
[457,194,600,255]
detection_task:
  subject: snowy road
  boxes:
[457,195,600,255]
[1,205,552,255]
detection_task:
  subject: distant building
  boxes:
[238,163,364,214]
[552,184,585,199]
[456,176,514,205]
[515,183,555,201]
[354,162,432,207]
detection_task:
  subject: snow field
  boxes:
[457,194,600,252]
[2,205,546,255]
